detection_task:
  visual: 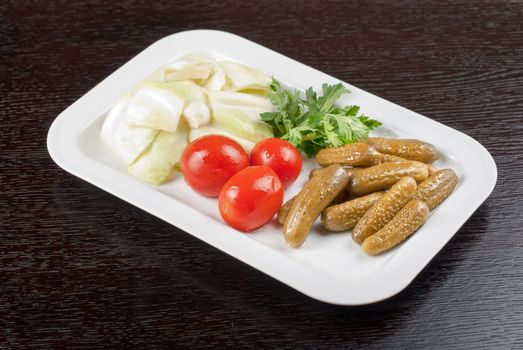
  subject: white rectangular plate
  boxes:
[47,30,497,305]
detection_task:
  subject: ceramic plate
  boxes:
[47,30,497,305]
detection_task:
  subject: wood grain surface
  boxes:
[2,0,523,348]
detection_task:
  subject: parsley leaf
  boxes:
[261,79,382,157]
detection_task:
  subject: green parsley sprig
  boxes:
[260,79,382,157]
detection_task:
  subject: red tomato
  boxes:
[218,166,284,232]
[181,135,249,197]
[250,138,302,188]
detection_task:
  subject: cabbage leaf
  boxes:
[208,91,274,142]
[189,123,255,153]
[219,61,271,93]
[100,94,159,165]
[126,81,185,132]
[167,81,211,128]
[128,120,189,185]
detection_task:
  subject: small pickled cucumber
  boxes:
[284,165,350,247]
[352,176,417,244]
[321,192,385,232]
[362,199,429,255]
[316,142,377,167]
[350,161,428,197]
[277,197,295,225]
[366,137,439,163]
[413,168,458,210]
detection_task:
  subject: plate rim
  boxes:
[47,29,498,305]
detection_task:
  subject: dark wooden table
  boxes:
[2,0,523,348]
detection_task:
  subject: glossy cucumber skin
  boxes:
[310,166,357,180]
[321,192,385,232]
[316,142,376,167]
[277,197,294,225]
[316,142,411,168]
[413,168,458,210]
[370,152,408,164]
[279,166,352,225]
[367,137,439,163]
[362,199,430,255]
[352,176,417,244]
[283,165,350,247]
[350,161,428,197]
[427,165,439,176]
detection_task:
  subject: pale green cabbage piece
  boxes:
[219,61,271,93]
[209,91,274,142]
[163,54,215,83]
[126,81,185,132]
[128,120,189,185]
[165,63,213,82]
[189,123,255,153]
[146,67,165,82]
[100,94,159,165]
[167,81,211,129]
[146,55,215,84]
[204,66,226,91]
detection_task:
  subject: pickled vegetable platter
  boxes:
[48,30,497,304]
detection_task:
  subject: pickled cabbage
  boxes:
[100,55,276,185]
[189,123,255,153]
[209,91,273,142]
[205,66,226,91]
[100,94,158,165]
[163,55,215,83]
[168,81,211,128]
[126,81,184,132]
[219,61,271,93]
[128,120,189,185]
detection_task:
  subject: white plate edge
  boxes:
[46,29,498,305]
